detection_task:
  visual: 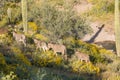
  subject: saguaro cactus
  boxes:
[115,0,120,57]
[21,0,27,34]
[7,7,12,24]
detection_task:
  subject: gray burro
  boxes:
[75,51,90,62]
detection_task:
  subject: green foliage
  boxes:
[0,53,7,72]
[0,71,17,80]
[0,1,119,80]
[0,33,13,46]
[0,53,16,74]
[68,40,115,64]
[28,22,37,32]
[16,65,38,79]
[107,59,120,72]
[102,71,120,80]
[33,51,63,67]
[11,7,21,24]
[34,34,48,42]
[73,40,105,63]
[0,1,22,25]
[0,17,8,27]
[10,47,31,66]
[63,37,76,47]
[85,0,114,20]
[35,1,92,43]
[31,68,66,80]
[69,56,100,74]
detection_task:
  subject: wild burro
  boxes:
[33,38,48,51]
[48,43,66,56]
[75,51,90,62]
[12,31,26,46]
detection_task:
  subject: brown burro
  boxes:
[48,43,66,56]
[12,31,26,46]
[33,38,48,51]
[75,51,90,62]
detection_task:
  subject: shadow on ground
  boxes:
[94,40,116,52]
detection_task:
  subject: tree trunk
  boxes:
[21,0,27,34]
[115,0,120,57]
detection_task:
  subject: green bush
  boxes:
[5,47,31,66]
[69,56,100,74]
[0,17,8,27]
[16,65,38,79]
[102,71,120,80]
[0,71,17,80]
[0,53,7,72]
[33,1,93,43]
[73,40,106,63]
[33,51,63,67]
[107,59,120,72]
[86,0,114,20]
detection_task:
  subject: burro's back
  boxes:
[48,43,66,56]
[75,51,90,62]
[33,38,48,51]
[12,31,26,46]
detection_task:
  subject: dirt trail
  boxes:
[82,21,115,42]
[74,1,115,43]
[74,0,93,14]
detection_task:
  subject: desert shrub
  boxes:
[5,47,31,66]
[63,37,76,47]
[10,6,21,24]
[0,71,17,80]
[15,65,38,80]
[107,59,120,73]
[35,1,92,43]
[74,40,106,63]
[86,0,114,20]
[0,53,16,74]
[102,71,120,80]
[28,22,37,31]
[31,68,68,80]
[27,22,38,36]
[32,67,100,80]
[0,34,7,43]
[0,33,13,45]
[27,0,42,22]
[0,1,21,25]
[33,51,63,67]
[69,55,100,74]
[99,48,116,63]
[33,34,48,42]
[0,53,7,72]
[0,17,8,27]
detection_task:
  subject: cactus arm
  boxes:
[21,0,28,34]
[115,0,120,57]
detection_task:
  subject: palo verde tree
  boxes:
[21,0,27,34]
[39,1,92,43]
[115,0,120,57]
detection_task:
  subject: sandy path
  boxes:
[82,21,115,42]
[74,1,115,42]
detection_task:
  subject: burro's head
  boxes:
[48,43,53,48]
